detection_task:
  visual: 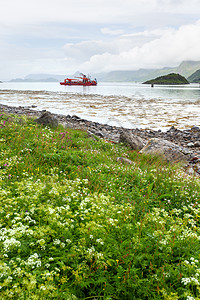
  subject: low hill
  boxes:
[187,69,200,83]
[10,77,60,83]
[95,69,156,82]
[10,74,67,83]
[95,60,200,82]
[176,60,200,78]
[143,73,189,85]
[9,60,200,83]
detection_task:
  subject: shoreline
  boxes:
[1,83,200,131]
[1,102,200,166]
[1,102,200,144]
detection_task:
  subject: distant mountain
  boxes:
[10,73,70,82]
[94,69,156,82]
[96,61,200,82]
[9,61,200,83]
[10,77,60,83]
[9,72,87,83]
[176,61,200,78]
[143,73,189,85]
[25,74,63,81]
[187,69,200,83]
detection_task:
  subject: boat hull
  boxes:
[60,81,97,86]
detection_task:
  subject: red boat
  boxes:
[60,73,97,86]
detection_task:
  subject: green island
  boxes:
[143,73,189,85]
[0,112,200,299]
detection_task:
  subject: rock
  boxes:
[119,130,144,150]
[34,112,58,127]
[117,157,135,165]
[191,126,200,131]
[185,166,195,176]
[194,141,200,147]
[87,130,99,141]
[93,130,104,138]
[72,115,81,120]
[190,156,200,163]
[193,162,200,175]
[167,125,177,132]
[140,138,188,163]
[187,142,195,147]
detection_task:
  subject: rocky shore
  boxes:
[1,103,200,176]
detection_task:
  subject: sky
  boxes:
[1,0,200,80]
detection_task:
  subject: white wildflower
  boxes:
[53,239,61,245]
[66,239,71,244]
[26,253,42,269]
[96,238,104,245]
[182,277,199,286]
[49,257,54,261]
[3,238,21,251]
[182,278,191,285]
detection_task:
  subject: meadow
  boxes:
[0,111,200,300]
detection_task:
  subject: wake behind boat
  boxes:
[60,73,97,86]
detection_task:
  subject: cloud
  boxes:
[63,37,140,62]
[1,0,147,25]
[76,20,200,72]
[155,0,200,13]
[63,27,167,64]
[2,0,200,26]
[1,0,200,79]
[63,40,116,62]
[101,28,124,36]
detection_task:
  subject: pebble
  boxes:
[187,142,195,147]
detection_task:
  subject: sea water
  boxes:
[0,81,200,130]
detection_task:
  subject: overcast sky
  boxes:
[1,0,200,80]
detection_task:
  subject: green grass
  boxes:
[0,112,200,299]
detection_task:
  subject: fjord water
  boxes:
[0,81,200,130]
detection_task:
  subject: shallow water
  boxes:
[0,82,200,130]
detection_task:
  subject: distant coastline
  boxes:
[7,60,200,83]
